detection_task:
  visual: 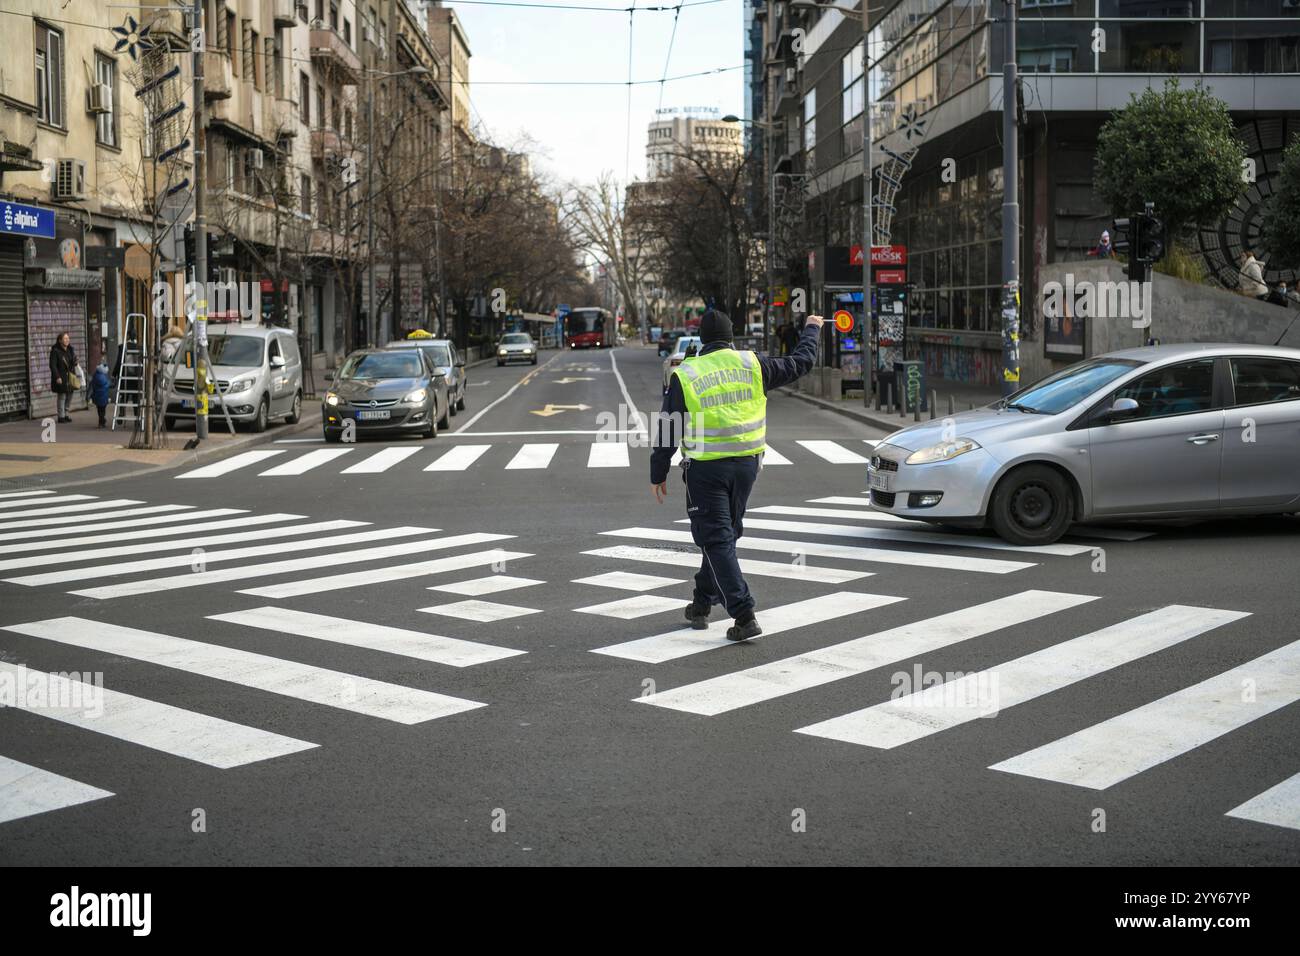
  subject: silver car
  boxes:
[384,338,467,414]
[323,348,447,442]
[166,325,303,433]
[497,332,538,366]
[868,343,1300,544]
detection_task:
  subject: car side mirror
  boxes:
[1102,396,1138,422]
[270,354,286,368]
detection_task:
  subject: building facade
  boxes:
[646,110,744,179]
[758,0,1300,387]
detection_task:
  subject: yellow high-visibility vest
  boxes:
[673,348,766,460]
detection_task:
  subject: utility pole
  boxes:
[366,70,376,349]
[860,6,872,408]
[999,0,1021,397]
[191,0,210,441]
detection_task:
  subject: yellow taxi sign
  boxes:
[407,329,434,339]
[833,310,855,333]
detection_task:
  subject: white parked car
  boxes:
[662,335,702,390]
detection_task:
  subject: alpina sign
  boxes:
[0,200,56,239]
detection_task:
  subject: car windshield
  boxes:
[208,335,263,367]
[676,339,700,355]
[340,352,423,379]
[502,334,531,345]
[1002,359,1144,415]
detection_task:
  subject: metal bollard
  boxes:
[948,394,955,416]
[885,381,894,414]
[913,393,921,422]
[929,389,937,420]
[875,384,881,412]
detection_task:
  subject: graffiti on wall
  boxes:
[27,294,87,413]
[922,342,1001,387]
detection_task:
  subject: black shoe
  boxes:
[726,613,763,642]
[684,601,711,630]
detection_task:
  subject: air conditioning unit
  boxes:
[87,84,112,115]
[249,148,264,170]
[52,158,87,201]
[362,24,373,45]
[785,67,795,83]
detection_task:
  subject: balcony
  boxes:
[266,97,300,137]
[773,71,800,117]
[204,51,233,100]
[310,27,361,84]
[138,2,189,52]
[310,126,348,161]
[272,0,297,26]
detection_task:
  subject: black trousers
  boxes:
[682,454,761,619]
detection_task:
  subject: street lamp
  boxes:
[364,65,429,349]
[790,0,873,405]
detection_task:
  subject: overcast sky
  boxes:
[449,0,745,188]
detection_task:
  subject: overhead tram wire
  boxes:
[656,2,686,114]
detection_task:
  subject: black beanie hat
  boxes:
[699,309,733,344]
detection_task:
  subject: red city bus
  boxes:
[564,307,612,349]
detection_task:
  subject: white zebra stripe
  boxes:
[588,442,630,468]
[0,505,202,538]
[176,450,285,478]
[340,446,421,474]
[0,756,113,825]
[581,544,869,585]
[1225,773,1300,832]
[797,440,870,464]
[0,512,297,556]
[258,448,354,476]
[424,445,491,471]
[718,517,1093,557]
[505,443,559,470]
[0,499,144,522]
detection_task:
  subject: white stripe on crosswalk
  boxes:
[602,527,1034,574]
[209,607,525,667]
[0,517,359,571]
[718,517,1094,557]
[1225,773,1300,832]
[641,590,1099,715]
[762,445,792,465]
[505,443,559,470]
[429,575,543,596]
[0,662,318,768]
[990,639,1300,789]
[797,440,869,464]
[6,523,411,586]
[425,445,491,471]
[572,570,683,591]
[340,446,421,474]
[0,493,95,511]
[0,499,144,522]
[575,595,683,619]
[862,440,880,447]
[419,600,541,623]
[759,504,917,524]
[67,534,493,600]
[3,618,486,724]
[0,756,113,825]
[0,506,222,542]
[0,490,56,500]
[176,450,285,478]
[0,512,298,556]
[594,592,903,664]
[1065,526,1156,542]
[588,442,630,468]
[794,605,1250,748]
[581,545,870,585]
[259,448,354,476]
[808,496,874,506]
[235,541,525,599]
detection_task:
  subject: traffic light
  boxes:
[183,224,195,268]
[1111,217,1132,257]
[1115,205,1165,283]
[1139,212,1165,265]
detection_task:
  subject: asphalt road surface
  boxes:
[1,344,1298,865]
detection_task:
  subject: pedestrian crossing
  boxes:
[170,437,879,479]
[0,490,535,824]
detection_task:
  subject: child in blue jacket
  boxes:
[90,362,112,428]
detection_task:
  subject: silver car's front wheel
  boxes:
[989,465,1075,546]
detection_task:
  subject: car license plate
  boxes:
[357,409,390,421]
[180,399,194,409]
[867,470,894,493]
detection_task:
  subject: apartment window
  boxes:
[802,89,816,170]
[241,21,253,80]
[301,174,312,216]
[226,12,236,62]
[267,36,280,98]
[1019,48,1074,73]
[251,29,262,89]
[94,53,117,147]
[35,22,65,127]
[344,19,352,46]
[841,41,864,156]
[329,1,339,31]
[299,72,310,123]
[345,109,353,141]
[315,0,324,23]
[316,83,326,127]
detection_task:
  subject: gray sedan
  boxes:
[868,343,1300,544]
[384,338,467,414]
[322,348,449,442]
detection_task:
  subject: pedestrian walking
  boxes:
[1238,250,1269,301]
[90,360,112,428]
[650,308,824,641]
[1092,229,1114,259]
[49,332,78,423]
[1267,281,1290,308]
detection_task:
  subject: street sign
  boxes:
[833,310,855,333]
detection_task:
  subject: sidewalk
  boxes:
[0,405,322,491]
[782,377,1003,433]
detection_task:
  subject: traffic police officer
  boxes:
[651,309,824,640]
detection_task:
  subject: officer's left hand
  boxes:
[652,482,667,503]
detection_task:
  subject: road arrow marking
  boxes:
[530,404,592,417]
[553,377,594,384]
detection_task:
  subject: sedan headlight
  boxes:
[905,438,980,465]
[404,389,428,404]
[325,392,340,407]
[225,378,253,394]
[523,347,533,353]
[498,348,507,355]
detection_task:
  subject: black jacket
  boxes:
[650,324,820,484]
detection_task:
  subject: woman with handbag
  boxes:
[49,332,78,423]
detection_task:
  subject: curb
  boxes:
[782,388,921,435]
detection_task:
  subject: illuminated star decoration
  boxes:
[111,16,155,62]
[898,106,928,143]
